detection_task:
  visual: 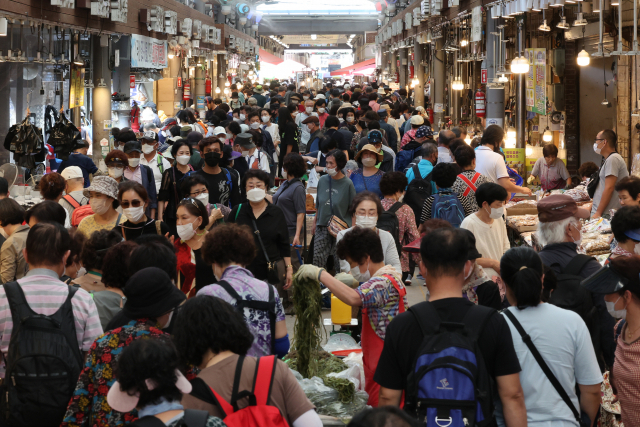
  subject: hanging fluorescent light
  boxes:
[539,20,551,31]
[452,79,464,90]
[574,12,587,25]
[311,34,316,40]
[511,56,530,73]
[557,16,571,29]
[498,74,509,83]
[0,18,6,37]
[215,87,221,94]
[577,49,590,66]
[73,53,84,66]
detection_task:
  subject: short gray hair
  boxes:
[536,216,578,246]
[421,142,438,159]
[247,97,258,105]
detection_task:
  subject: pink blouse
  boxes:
[381,197,421,272]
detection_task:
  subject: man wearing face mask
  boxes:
[138,131,171,195]
[296,98,317,151]
[591,129,629,219]
[123,141,158,219]
[295,227,407,407]
[194,137,241,208]
[536,194,616,369]
[57,140,98,188]
[461,183,510,278]
[240,131,271,174]
[303,116,322,154]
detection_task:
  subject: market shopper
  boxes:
[104,150,129,183]
[277,106,301,176]
[175,296,321,426]
[60,166,89,220]
[610,205,640,259]
[77,176,124,237]
[451,144,490,212]
[123,141,158,219]
[436,129,456,164]
[592,130,628,217]
[458,228,503,309]
[199,223,289,357]
[529,143,572,191]
[72,229,121,293]
[616,175,640,207]
[313,149,356,272]
[108,338,224,427]
[374,228,526,426]
[57,140,98,188]
[39,172,70,227]
[114,181,170,240]
[24,200,66,227]
[405,140,438,186]
[419,162,474,226]
[296,98,317,150]
[297,226,407,407]
[0,198,29,282]
[351,144,385,199]
[139,131,171,194]
[194,137,242,208]
[158,140,194,236]
[60,229,85,285]
[62,267,185,427]
[496,247,602,427]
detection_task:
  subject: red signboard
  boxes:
[481,69,487,84]
[177,77,183,88]
[130,75,135,89]
[397,60,400,68]
[411,52,414,61]
[183,82,191,100]
[409,66,414,80]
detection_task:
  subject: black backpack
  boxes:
[405,164,434,224]
[130,409,209,427]
[0,282,83,427]
[377,202,404,257]
[549,255,600,355]
[405,301,495,426]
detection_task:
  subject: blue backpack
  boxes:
[405,301,495,427]
[432,191,465,227]
[395,139,422,172]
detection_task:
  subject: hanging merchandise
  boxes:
[475,89,486,118]
[46,112,82,161]
[130,101,141,133]
[4,115,46,169]
[183,81,191,100]
[205,77,212,95]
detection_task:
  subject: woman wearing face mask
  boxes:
[260,108,281,169]
[495,247,602,427]
[230,170,293,296]
[104,150,129,183]
[72,229,122,293]
[583,256,640,426]
[60,229,86,285]
[351,144,385,199]
[158,141,194,237]
[174,197,215,297]
[181,175,230,229]
[350,111,368,153]
[335,191,401,274]
[339,108,357,132]
[296,227,407,407]
[315,99,329,128]
[277,106,300,177]
[379,172,421,284]
[198,223,289,358]
[609,205,640,260]
[313,149,355,272]
[77,176,125,237]
[114,181,170,240]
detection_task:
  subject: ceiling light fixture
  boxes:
[543,127,553,142]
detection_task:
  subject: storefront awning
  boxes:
[259,48,284,65]
[330,58,376,77]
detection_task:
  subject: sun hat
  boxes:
[122,267,186,320]
[83,176,119,200]
[355,144,384,163]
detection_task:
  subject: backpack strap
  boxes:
[412,164,422,180]
[408,301,442,336]
[234,203,243,221]
[502,309,581,423]
[155,220,162,235]
[615,319,626,341]
[129,416,167,427]
[63,194,80,209]
[460,304,495,343]
[252,355,278,406]
[563,254,594,277]
[189,377,234,417]
[457,172,481,197]
[388,202,404,214]
[156,155,164,174]
[182,409,210,427]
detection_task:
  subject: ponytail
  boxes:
[500,247,544,309]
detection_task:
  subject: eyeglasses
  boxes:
[120,200,143,209]
[594,138,605,143]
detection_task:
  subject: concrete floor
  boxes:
[285,272,428,345]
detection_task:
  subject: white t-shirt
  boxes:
[474,146,509,184]
[246,150,271,174]
[591,152,629,216]
[495,304,602,427]
[295,112,318,146]
[438,146,454,164]
[263,123,281,162]
[336,227,401,274]
[460,213,510,278]
[140,153,171,193]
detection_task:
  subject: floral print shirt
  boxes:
[381,198,421,272]
[197,266,285,357]
[61,319,170,427]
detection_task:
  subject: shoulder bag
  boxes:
[251,216,282,284]
[327,176,348,238]
[587,154,615,199]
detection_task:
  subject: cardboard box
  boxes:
[506,204,539,216]
[157,78,176,102]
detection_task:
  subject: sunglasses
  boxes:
[120,200,143,209]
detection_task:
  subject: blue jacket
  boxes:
[57,153,98,187]
[139,164,158,214]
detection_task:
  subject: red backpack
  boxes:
[71,204,94,228]
[189,356,289,427]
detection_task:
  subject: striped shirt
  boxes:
[0,268,103,373]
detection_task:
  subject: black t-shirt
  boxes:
[113,219,170,241]
[374,298,521,391]
[279,121,300,161]
[476,281,503,310]
[325,128,348,152]
[193,248,216,292]
[194,168,241,208]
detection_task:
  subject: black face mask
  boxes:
[204,152,221,167]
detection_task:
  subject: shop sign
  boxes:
[525,48,546,115]
[174,101,182,110]
[177,77,182,88]
[434,103,444,113]
[411,52,414,62]
[130,34,168,69]
[486,118,503,127]
[130,75,136,89]
[69,66,84,109]
[183,82,191,100]
[481,68,487,84]
[196,96,205,110]
[409,66,414,80]
[471,6,482,42]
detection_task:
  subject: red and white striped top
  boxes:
[612,319,640,425]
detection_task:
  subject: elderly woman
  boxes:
[114,181,170,240]
[77,176,125,237]
[104,149,129,183]
[230,169,293,296]
[0,199,28,283]
[199,223,289,358]
[158,140,194,236]
[297,227,407,407]
[39,172,70,227]
[351,144,385,199]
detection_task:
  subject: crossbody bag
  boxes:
[327,176,348,238]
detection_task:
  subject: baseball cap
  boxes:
[314,94,326,100]
[213,126,226,136]
[378,110,388,118]
[60,166,83,180]
[139,131,158,142]
[416,125,434,139]
[302,116,320,125]
[537,194,590,223]
[235,133,255,149]
[123,141,142,154]
[367,130,383,144]
[410,115,425,125]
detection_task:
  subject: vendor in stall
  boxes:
[296,227,408,407]
[528,144,571,191]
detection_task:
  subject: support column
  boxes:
[516,18,526,148]
[485,10,504,128]
[434,39,445,130]
[390,50,397,82]
[217,54,227,99]
[168,56,183,114]
[399,48,407,90]
[414,41,425,108]
[112,36,131,129]
[92,35,112,163]
[194,64,205,118]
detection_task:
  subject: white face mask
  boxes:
[196,192,209,205]
[176,155,191,166]
[318,108,326,114]
[250,122,261,129]
[398,193,405,203]
[606,296,627,319]
[355,215,377,229]
[239,114,246,121]
[90,198,110,215]
[338,117,344,122]
[305,107,314,114]
[362,158,377,168]
[594,141,603,155]
[346,116,354,123]
[247,188,266,202]
[123,206,145,222]
[282,170,288,179]
[261,116,270,123]
[485,206,504,219]
[351,259,371,282]
[141,144,155,155]
[464,263,474,280]
[177,219,198,241]
[108,167,124,179]
[326,167,338,177]
[570,223,582,246]
[128,158,140,167]
[303,96,310,100]
[242,150,250,157]
[634,242,640,255]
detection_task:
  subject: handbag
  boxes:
[327,176,348,238]
[502,310,584,425]
[47,113,81,160]
[250,214,282,284]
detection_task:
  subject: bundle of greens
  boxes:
[286,350,355,404]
